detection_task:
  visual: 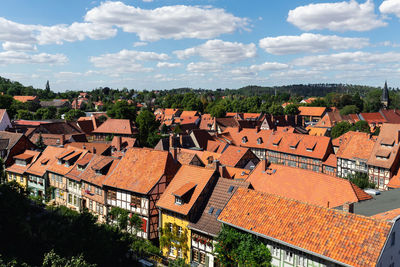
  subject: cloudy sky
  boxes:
[1,0,400,92]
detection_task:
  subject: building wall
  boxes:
[7,172,27,188]
[378,219,400,267]
[267,151,322,173]
[49,172,67,205]
[191,231,215,267]
[368,166,390,190]
[337,158,368,178]
[0,111,12,131]
[161,212,191,264]
[28,174,46,198]
[66,179,82,211]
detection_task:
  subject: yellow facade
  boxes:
[7,172,27,188]
[161,212,191,264]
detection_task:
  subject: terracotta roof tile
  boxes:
[26,146,66,177]
[322,154,337,167]
[218,145,253,167]
[78,155,119,187]
[360,112,387,124]
[246,160,371,208]
[180,111,199,117]
[218,188,392,267]
[298,106,327,117]
[380,109,400,124]
[47,148,89,176]
[6,150,41,175]
[13,96,38,103]
[157,165,216,216]
[173,182,197,197]
[336,131,376,161]
[372,208,400,221]
[66,142,111,155]
[199,114,214,130]
[177,148,221,166]
[103,148,180,194]
[92,119,137,135]
[66,154,94,181]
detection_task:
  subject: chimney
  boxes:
[263,158,269,171]
[219,165,227,178]
[92,147,96,154]
[172,147,178,162]
[212,160,220,172]
[256,125,260,133]
[343,202,354,213]
[61,134,65,145]
[115,136,122,151]
[92,115,97,130]
[327,201,330,208]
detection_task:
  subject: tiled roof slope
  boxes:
[66,142,111,155]
[367,123,400,169]
[26,146,65,176]
[65,153,94,181]
[380,109,400,124]
[336,131,375,160]
[92,119,136,135]
[222,127,274,149]
[199,114,214,130]
[177,148,221,166]
[47,148,88,175]
[78,155,119,187]
[322,153,337,167]
[13,96,38,102]
[6,150,41,175]
[218,145,252,167]
[157,165,216,216]
[372,208,400,221]
[218,188,392,267]
[246,161,371,208]
[298,106,326,117]
[103,148,180,194]
[360,112,386,124]
[188,178,250,236]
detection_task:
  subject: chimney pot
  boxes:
[343,202,354,213]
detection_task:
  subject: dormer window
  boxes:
[290,140,300,149]
[272,137,282,146]
[175,196,183,205]
[242,136,248,143]
[58,159,63,165]
[257,137,263,144]
[77,165,85,171]
[15,159,26,166]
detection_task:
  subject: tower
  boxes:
[381,81,389,109]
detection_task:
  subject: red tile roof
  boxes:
[26,146,65,177]
[6,150,41,175]
[103,148,180,194]
[298,106,326,117]
[322,153,337,167]
[372,208,400,221]
[246,160,371,208]
[78,155,119,187]
[92,119,136,135]
[47,148,89,176]
[380,109,400,124]
[218,145,254,167]
[66,142,111,155]
[13,96,38,103]
[199,114,214,130]
[180,111,199,117]
[218,188,392,267]
[336,131,376,161]
[360,112,387,124]
[157,165,216,216]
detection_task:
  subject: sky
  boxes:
[0,0,400,92]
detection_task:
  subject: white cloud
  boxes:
[174,39,256,64]
[380,0,400,18]
[54,72,83,78]
[90,49,168,73]
[85,2,248,41]
[0,51,68,65]
[287,0,386,31]
[2,42,37,51]
[186,62,222,72]
[270,69,322,78]
[250,62,289,71]
[133,41,148,47]
[259,33,369,55]
[292,51,400,66]
[0,18,37,44]
[157,62,182,68]
[143,0,154,2]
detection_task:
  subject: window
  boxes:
[169,245,176,257]
[257,137,262,144]
[73,195,77,206]
[68,194,72,204]
[175,196,183,205]
[89,200,93,210]
[20,176,23,183]
[107,191,116,200]
[192,249,199,262]
[177,248,183,258]
[178,226,183,237]
[284,250,293,263]
[199,251,206,264]
[131,195,141,208]
[391,232,396,246]
[242,137,248,143]
[215,209,222,217]
[296,255,307,267]
[87,184,91,191]
[169,223,173,233]
[271,246,280,258]
[228,186,234,193]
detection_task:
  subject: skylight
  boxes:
[208,207,214,214]
[228,186,234,193]
[215,209,222,217]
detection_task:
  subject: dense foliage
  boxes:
[214,224,271,267]
[347,172,376,189]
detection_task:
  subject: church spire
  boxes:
[382,80,389,109]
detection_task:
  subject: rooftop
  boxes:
[92,119,137,135]
[353,188,400,217]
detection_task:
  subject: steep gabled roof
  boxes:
[47,147,89,175]
[92,119,137,135]
[6,150,41,175]
[218,188,392,267]
[298,106,326,117]
[157,165,216,216]
[78,155,119,187]
[246,161,371,208]
[103,148,180,194]
[218,145,254,167]
[26,146,65,177]
[336,131,376,161]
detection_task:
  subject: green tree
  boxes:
[210,104,226,118]
[42,250,96,267]
[350,120,370,134]
[340,105,359,116]
[268,104,284,116]
[347,172,375,189]
[136,109,161,147]
[35,107,57,120]
[107,101,137,121]
[16,110,33,120]
[168,258,190,267]
[331,121,352,139]
[284,104,299,115]
[35,134,46,150]
[64,109,85,121]
[45,80,50,93]
[352,92,364,111]
[215,224,271,267]
[0,158,4,184]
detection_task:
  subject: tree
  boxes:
[16,110,33,120]
[42,250,96,267]
[268,104,284,116]
[347,172,375,189]
[331,121,352,139]
[0,158,4,184]
[168,258,190,267]
[284,104,299,115]
[136,109,161,147]
[215,224,271,267]
[35,107,57,120]
[64,109,85,121]
[210,104,226,118]
[35,134,46,150]
[340,105,359,116]
[107,101,137,121]
[350,120,370,134]
[45,80,50,93]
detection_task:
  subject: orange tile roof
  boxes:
[103,148,180,194]
[246,161,371,208]
[222,127,274,150]
[6,150,41,175]
[336,131,376,161]
[178,116,199,125]
[199,114,214,130]
[360,112,387,124]
[388,172,400,188]
[66,142,111,155]
[322,153,337,167]
[172,182,197,197]
[175,150,203,166]
[218,145,252,167]
[13,95,38,103]
[180,111,198,117]
[265,132,331,160]
[306,126,328,136]
[218,188,392,267]
[110,136,137,150]
[224,166,251,180]
[164,108,180,116]
[92,119,136,135]
[206,140,222,153]
[298,106,327,117]
[242,113,261,120]
[78,155,119,187]
[372,208,400,221]
[66,153,94,181]
[367,123,400,169]
[157,165,216,216]
[26,146,66,177]
[178,148,221,166]
[47,148,89,176]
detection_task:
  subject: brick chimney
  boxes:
[343,202,354,213]
[115,136,122,151]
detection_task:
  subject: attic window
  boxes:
[272,137,282,146]
[175,196,183,205]
[77,165,86,171]
[58,159,63,165]
[41,158,49,165]
[257,137,263,144]
[381,138,395,147]
[290,140,300,149]
[228,186,235,193]
[15,159,27,166]
[242,136,248,143]
[306,142,317,152]
[215,209,222,217]
[208,207,214,214]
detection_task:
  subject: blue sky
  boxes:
[0,0,400,92]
